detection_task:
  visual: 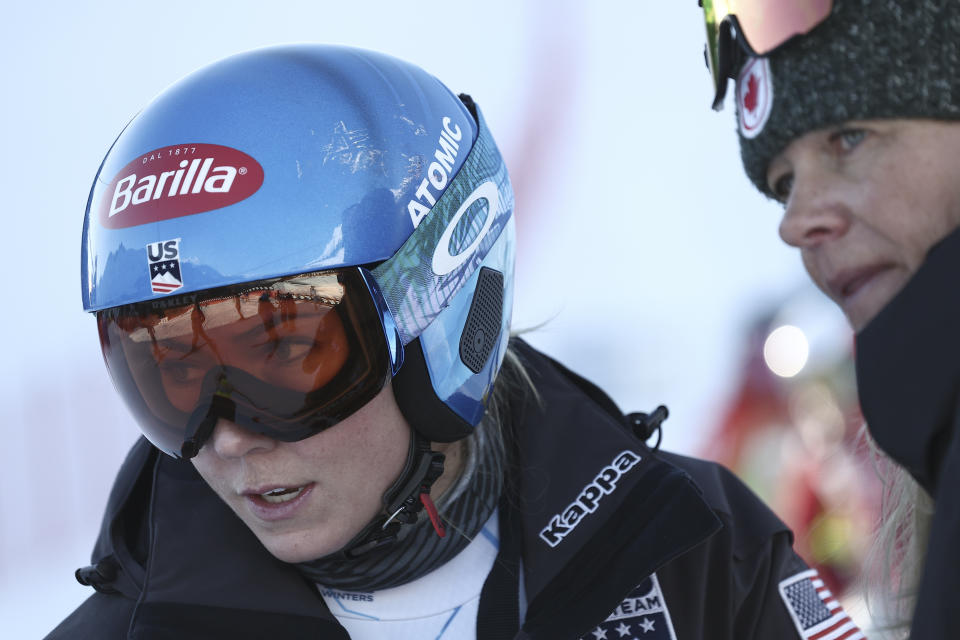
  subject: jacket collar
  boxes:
[98,440,347,638]
[510,341,721,639]
[856,224,960,496]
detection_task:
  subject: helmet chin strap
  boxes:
[339,430,447,559]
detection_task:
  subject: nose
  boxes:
[778,169,851,249]
[208,419,278,459]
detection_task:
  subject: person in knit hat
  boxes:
[701,0,960,637]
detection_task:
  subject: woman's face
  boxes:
[767,119,960,331]
[192,383,412,563]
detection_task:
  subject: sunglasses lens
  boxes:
[735,0,832,55]
[702,0,832,108]
[702,0,726,104]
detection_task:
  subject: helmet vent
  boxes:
[459,267,504,373]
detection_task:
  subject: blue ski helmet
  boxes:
[82,45,515,453]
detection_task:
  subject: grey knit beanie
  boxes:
[736,0,960,197]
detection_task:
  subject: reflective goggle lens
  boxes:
[98,268,393,458]
[702,0,832,109]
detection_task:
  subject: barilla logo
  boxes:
[99,144,264,229]
[539,450,641,547]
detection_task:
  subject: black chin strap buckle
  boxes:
[382,445,445,529]
[627,405,669,451]
[342,435,447,558]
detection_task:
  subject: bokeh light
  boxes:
[763,324,810,378]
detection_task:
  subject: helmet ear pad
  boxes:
[392,336,473,443]
[391,266,506,443]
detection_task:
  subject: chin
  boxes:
[257,530,345,564]
[845,301,886,332]
[842,270,910,332]
[842,305,869,332]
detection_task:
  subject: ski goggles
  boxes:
[97,267,403,459]
[702,0,832,109]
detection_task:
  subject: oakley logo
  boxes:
[99,144,264,229]
[407,116,465,228]
[539,450,641,548]
[431,180,499,276]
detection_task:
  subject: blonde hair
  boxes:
[432,339,540,540]
[861,428,934,638]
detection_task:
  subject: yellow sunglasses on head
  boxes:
[701,0,832,110]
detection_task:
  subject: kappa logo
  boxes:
[737,57,774,139]
[539,450,641,547]
[100,143,264,229]
[581,574,678,640]
[147,238,183,295]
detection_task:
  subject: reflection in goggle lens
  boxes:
[98,269,392,458]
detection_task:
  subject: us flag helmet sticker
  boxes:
[580,574,677,640]
[147,238,184,295]
[779,569,864,639]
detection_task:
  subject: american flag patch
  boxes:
[779,569,864,640]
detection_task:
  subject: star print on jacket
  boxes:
[580,574,677,640]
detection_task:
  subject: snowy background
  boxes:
[0,1,824,636]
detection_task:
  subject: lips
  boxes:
[242,482,315,521]
[827,263,893,301]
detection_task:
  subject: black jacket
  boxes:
[47,341,838,639]
[857,226,960,640]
